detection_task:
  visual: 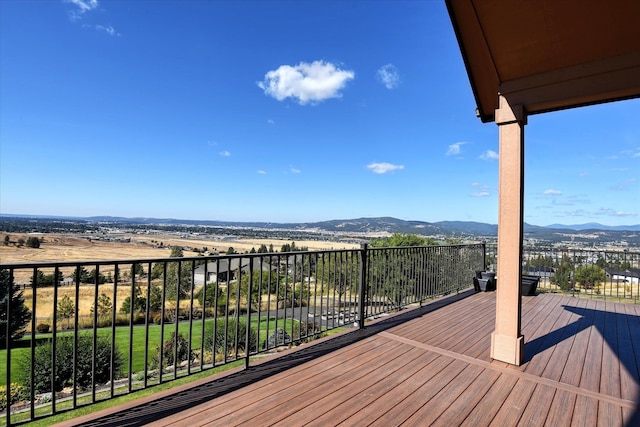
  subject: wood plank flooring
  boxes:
[58,291,640,427]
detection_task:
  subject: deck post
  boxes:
[358,244,368,329]
[491,95,526,366]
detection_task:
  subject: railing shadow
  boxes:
[523,304,640,426]
[71,289,476,427]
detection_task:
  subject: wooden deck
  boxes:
[58,290,640,426]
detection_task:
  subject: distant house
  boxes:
[606,269,640,285]
[194,258,274,286]
[523,266,555,280]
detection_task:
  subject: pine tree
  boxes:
[0,269,32,347]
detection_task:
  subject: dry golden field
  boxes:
[0,232,358,265]
[1,232,357,323]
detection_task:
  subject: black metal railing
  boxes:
[484,244,640,301]
[0,243,484,425]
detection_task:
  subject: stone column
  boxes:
[491,95,526,365]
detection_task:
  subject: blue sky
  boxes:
[1,0,638,227]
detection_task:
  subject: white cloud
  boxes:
[446,142,466,156]
[257,170,267,175]
[613,211,638,217]
[562,209,588,217]
[377,64,400,89]
[65,0,98,20]
[610,178,637,191]
[258,60,355,105]
[620,148,640,158]
[367,162,404,174]
[65,0,121,36]
[471,191,490,197]
[96,25,120,37]
[480,150,498,160]
[290,166,301,174]
[66,0,98,13]
[543,189,562,196]
[597,208,638,217]
[219,150,231,157]
[267,119,275,125]
[470,182,490,197]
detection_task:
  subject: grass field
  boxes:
[0,316,298,386]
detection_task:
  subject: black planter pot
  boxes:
[473,271,496,292]
[521,274,540,296]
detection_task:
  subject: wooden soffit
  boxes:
[445,0,640,122]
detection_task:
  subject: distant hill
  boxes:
[1,214,639,246]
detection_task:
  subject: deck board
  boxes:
[488,378,537,426]
[459,374,518,426]
[56,291,640,427]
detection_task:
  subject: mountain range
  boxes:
[2,214,639,234]
[88,215,639,233]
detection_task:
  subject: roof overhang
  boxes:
[445,0,640,122]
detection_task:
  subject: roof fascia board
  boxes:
[445,0,499,123]
[500,51,640,116]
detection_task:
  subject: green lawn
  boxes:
[1,316,297,385]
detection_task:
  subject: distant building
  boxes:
[606,269,640,285]
[522,266,555,280]
[194,258,274,285]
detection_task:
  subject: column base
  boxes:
[491,332,524,365]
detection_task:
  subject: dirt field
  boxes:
[0,232,358,265]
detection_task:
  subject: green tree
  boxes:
[317,252,359,310]
[526,255,554,269]
[148,284,163,311]
[73,266,90,283]
[15,334,122,394]
[196,283,228,313]
[130,263,145,278]
[30,270,46,287]
[169,246,184,257]
[231,268,281,309]
[151,263,164,280]
[88,268,108,284]
[152,332,192,371]
[551,255,574,291]
[575,265,606,290]
[25,236,41,248]
[0,269,32,347]
[3,235,9,246]
[257,244,269,253]
[44,271,64,287]
[120,285,147,314]
[280,242,310,253]
[226,247,236,255]
[164,248,192,300]
[367,234,441,308]
[57,295,75,328]
[203,318,258,356]
[91,293,113,318]
[370,233,438,248]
